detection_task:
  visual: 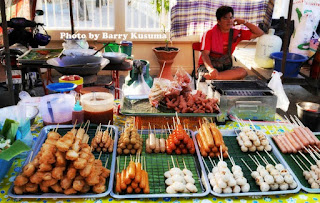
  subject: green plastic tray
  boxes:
[8,124,118,199]
[110,129,210,199]
[269,132,320,193]
[194,129,301,197]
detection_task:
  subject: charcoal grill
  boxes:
[212,80,277,122]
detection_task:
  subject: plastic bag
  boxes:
[149,78,171,107]
[123,73,151,100]
[267,71,290,112]
[173,67,192,94]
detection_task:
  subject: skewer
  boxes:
[249,119,257,132]
[297,156,310,171]
[256,152,268,165]
[253,155,261,166]
[294,115,305,127]
[104,156,109,168]
[283,115,295,129]
[264,149,277,165]
[304,147,318,162]
[310,146,320,159]
[298,151,314,166]
[167,123,172,134]
[72,120,77,130]
[167,160,171,171]
[208,157,215,167]
[28,151,34,164]
[182,158,187,169]
[124,156,127,170]
[175,112,181,125]
[176,158,180,168]
[144,156,147,172]
[55,123,60,132]
[171,156,176,168]
[248,154,259,166]
[226,152,235,166]
[291,154,307,171]
[98,151,102,160]
[202,157,210,173]
[241,158,252,173]
[289,115,300,127]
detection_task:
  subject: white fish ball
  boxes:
[261,139,269,146]
[241,146,249,152]
[256,145,265,151]
[222,174,230,182]
[275,164,284,171]
[255,176,264,186]
[212,167,219,174]
[166,185,176,194]
[239,131,246,137]
[171,174,184,183]
[236,177,247,186]
[248,145,257,152]
[223,187,232,194]
[260,182,270,192]
[289,181,297,189]
[208,173,214,180]
[265,145,272,151]
[279,183,289,191]
[184,175,195,184]
[270,169,280,176]
[213,185,222,193]
[232,185,241,193]
[232,165,242,173]
[183,169,193,177]
[217,179,227,189]
[241,183,250,192]
[253,140,261,147]
[170,168,182,176]
[186,183,198,193]
[183,187,190,193]
[165,178,174,185]
[218,161,228,169]
[259,169,269,177]
[317,160,320,168]
[275,175,284,184]
[303,171,311,179]
[244,141,253,148]
[266,164,275,172]
[284,174,294,184]
[280,169,289,176]
[209,178,216,187]
[251,171,260,179]
[172,182,185,192]
[242,126,251,132]
[164,171,172,178]
[311,165,318,171]
[233,171,244,179]
[264,174,275,184]
[257,165,265,172]
[270,183,279,190]
[227,177,237,187]
[308,178,315,185]
[311,182,320,189]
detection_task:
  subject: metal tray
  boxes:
[17,48,63,65]
[8,124,118,198]
[110,129,210,199]
[120,97,220,117]
[268,132,320,193]
[193,129,301,197]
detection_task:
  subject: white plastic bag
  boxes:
[123,73,151,99]
[267,71,290,112]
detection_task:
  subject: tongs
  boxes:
[63,62,101,68]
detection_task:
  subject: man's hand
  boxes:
[234,18,246,26]
[203,68,218,80]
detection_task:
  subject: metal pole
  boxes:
[69,0,75,34]
[0,0,15,105]
[281,0,293,77]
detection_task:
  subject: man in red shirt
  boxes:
[199,6,264,80]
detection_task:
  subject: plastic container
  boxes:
[296,102,320,132]
[104,42,119,53]
[40,94,75,125]
[120,41,132,56]
[270,52,308,77]
[59,75,83,93]
[80,92,114,124]
[255,29,282,68]
[8,124,118,198]
[80,86,109,95]
[72,101,84,124]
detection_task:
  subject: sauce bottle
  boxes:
[72,100,84,124]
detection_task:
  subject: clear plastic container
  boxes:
[254,29,282,68]
[80,92,114,124]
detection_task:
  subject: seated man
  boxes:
[199,6,264,80]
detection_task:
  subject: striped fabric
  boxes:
[170,0,274,38]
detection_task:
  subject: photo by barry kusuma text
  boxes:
[60,32,167,41]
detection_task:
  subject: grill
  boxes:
[211,81,277,122]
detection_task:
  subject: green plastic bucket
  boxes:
[104,43,120,53]
[120,41,132,56]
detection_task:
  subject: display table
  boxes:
[0,115,318,203]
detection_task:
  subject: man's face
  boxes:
[218,12,234,30]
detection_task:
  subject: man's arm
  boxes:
[234,18,264,39]
[201,50,218,79]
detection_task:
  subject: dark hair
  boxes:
[216,6,234,21]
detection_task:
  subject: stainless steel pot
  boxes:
[102,52,127,64]
[296,102,320,132]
